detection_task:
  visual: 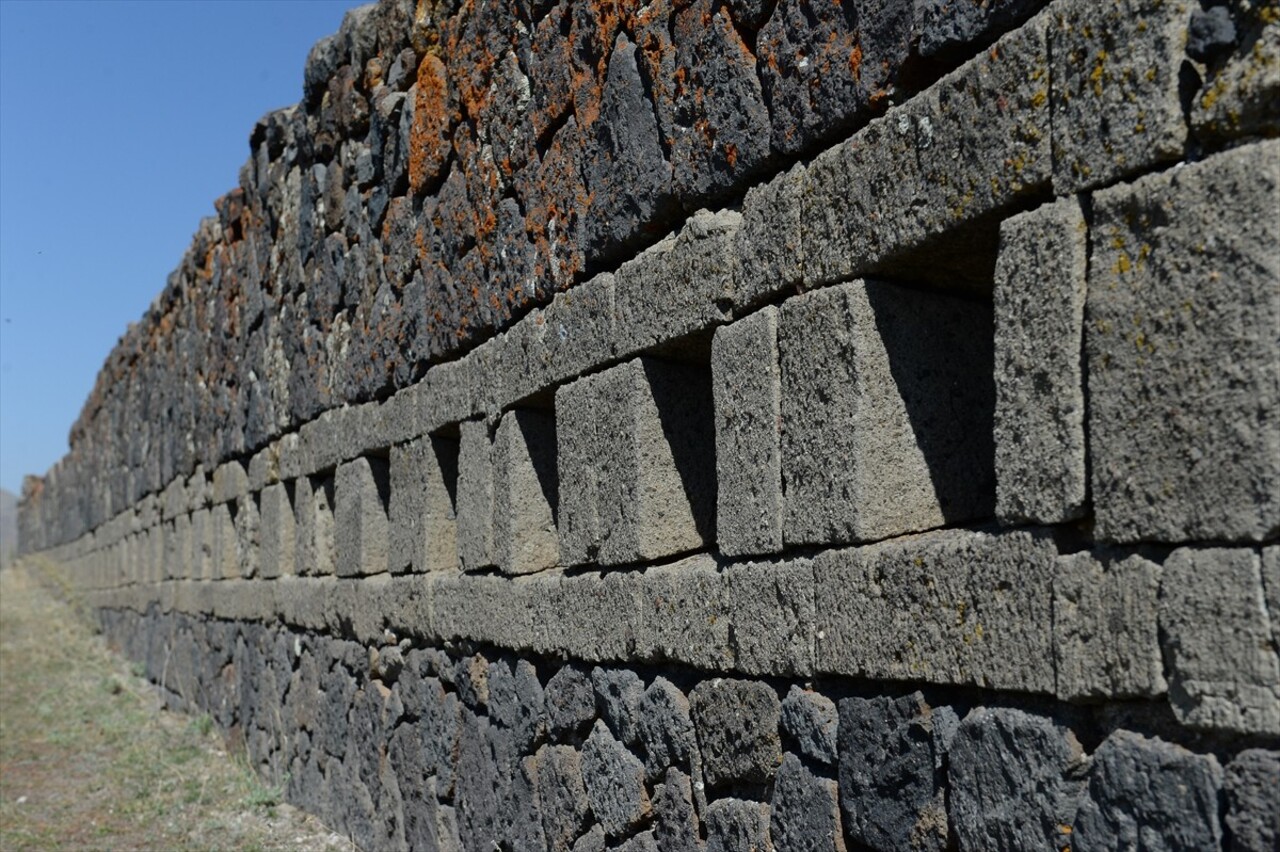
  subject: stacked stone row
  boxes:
[20,0,1059,549]
[18,0,1280,848]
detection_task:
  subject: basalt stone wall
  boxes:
[18,0,1280,849]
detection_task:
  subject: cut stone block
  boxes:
[1049,0,1190,194]
[389,436,459,574]
[734,163,804,313]
[232,494,260,579]
[993,197,1089,524]
[210,502,240,580]
[613,210,740,358]
[591,358,716,566]
[724,558,814,677]
[335,456,390,577]
[1087,141,1280,543]
[779,280,995,546]
[519,272,617,398]
[556,373,604,567]
[295,473,336,576]
[804,10,1051,290]
[712,307,783,557]
[456,420,495,571]
[1160,547,1280,735]
[1054,551,1166,701]
[494,409,558,575]
[258,482,295,580]
[1074,731,1223,851]
[815,528,1057,693]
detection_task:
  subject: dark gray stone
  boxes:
[454,653,489,712]
[948,707,1086,852]
[690,678,782,787]
[771,753,844,852]
[1224,749,1280,852]
[591,667,644,746]
[582,720,650,838]
[488,657,546,752]
[535,744,592,852]
[838,692,954,852]
[652,767,701,852]
[1074,731,1224,852]
[635,677,699,779]
[571,825,606,852]
[705,798,771,852]
[546,664,596,740]
[1187,5,1237,61]
[781,685,839,767]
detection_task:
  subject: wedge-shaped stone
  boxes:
[494,409,558,575]
[389,436,458,573]
[335,456,390,577]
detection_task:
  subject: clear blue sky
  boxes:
[0,0,367,495]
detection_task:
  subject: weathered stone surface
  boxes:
[389,436,459,574]
[734,164,805,312]
[1224,749,1280,852]
[591,667,644,746]
[771,753,844,852]
[838,692,955,852]
[593,358,715,566]
[257,482,295,580]
[1194,10,1280,142]
[803,12,1051,289]
[613,210,740,359]
[713,307,783,557]
[815,529,1057,692]
[535,744,591,852]
[334,456,389,577]
[1160,547,1280,735]
[294,473,335,576]
[1054,551,1166,701]
[993,197,1089,524]
[725,558,814,677]
[582,720,650,838]
[948,707,1085,852]
[690,678,782,788]
[1050,0,1190,193]
[705,797,772,852]
[555,373,604,567]
[637,555,733,671]
[1087,140,1280,543]
[780,686,839,767]
[635,677,699,779]
[493,409,558,575]
[1074,730,1224,852]
[652,767,701,852]
[546,664,596,741]
[456,420,495,571]
[779,281,995,546]
[488,657,545,752]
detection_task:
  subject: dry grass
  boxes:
[0,561,353,851]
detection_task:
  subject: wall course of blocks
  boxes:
[17,0,1280,847]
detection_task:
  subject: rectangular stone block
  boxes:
[733,164,804,313]
[494,409,559,575]
[520,272,617,395]
[233,494,260,579]
[1087,141,1280,543]
[456,420,496,571]
[1049,0,1190,193]
[211,460,249,505]
[543,569,643,663]
[1160,547,1280,735]
[804,10,1051,289]
[335,456,390,577]
[421,357,481,436]
[725,558,815,677]
[779,280,995,547]
[637,555,732,671]
[593,358,716,566]
[389,436,459,574]
[814,529,1057,693]
[1053,551,1166,701]
[258,481,296,580]
[295,473,336,576]
[993,197,1089,524]
[613,210,740,359]
[209,502,240,580]
[189,508,211,581]
[712,307,783,557]
[556,373,604,567]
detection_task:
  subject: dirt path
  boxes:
[0,562,353,851]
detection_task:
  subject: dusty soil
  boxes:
[0,561,353,851]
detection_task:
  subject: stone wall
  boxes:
[18,0,1280,849]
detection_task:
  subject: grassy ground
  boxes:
[0,561,353,851]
